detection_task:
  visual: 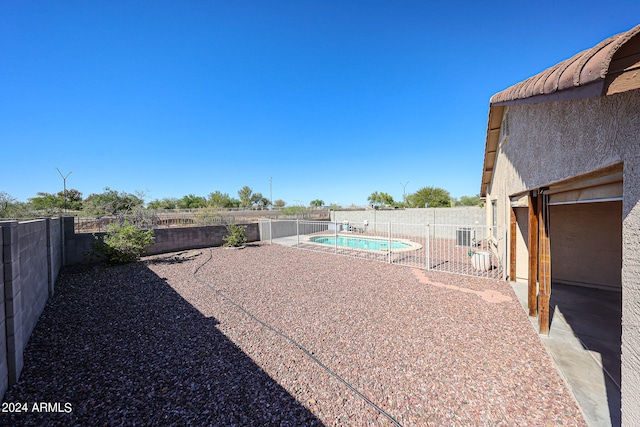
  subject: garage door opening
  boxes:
[549,200,622,290]
[508,166,623,426]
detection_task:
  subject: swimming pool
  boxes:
[307,235,418,251]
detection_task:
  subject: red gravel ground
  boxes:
[2,243,585,426]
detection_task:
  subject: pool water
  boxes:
[309,235,411,250]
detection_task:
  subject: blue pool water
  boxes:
[309,235,411,250]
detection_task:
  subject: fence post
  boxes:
[387,222,391,263]
[269,218,272,244]
[426,223,430,270]
[45,218,54,298]
[296,219,299,246]
[334,219,338,254]
[501,224,507,280]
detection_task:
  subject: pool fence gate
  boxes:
[259,219,505,279]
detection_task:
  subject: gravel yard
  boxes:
[1,243,585,426]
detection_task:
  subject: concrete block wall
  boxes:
[259,209,489,242]
[0,218,63,398]
[48,218,63,297]
[259,220,331,240]
[17,221,49,362]
[63,217,260,264]
[2,221,25,390]
[330,207,487,239]
[63,217,91,265]
[331,207,485,226]
[146,223,260,255]
[0,227,6,400]
[0,216,259,403]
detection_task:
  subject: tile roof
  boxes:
[481,24,640,196]
[491,24,640,105]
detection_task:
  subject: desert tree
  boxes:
[83,187,144,216]
[367,191,395,207]
[147,197,178,210]
[238,186,254,208]
[177,194,207,209]
[406,186,451,208]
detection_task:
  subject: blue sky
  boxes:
[2,1,639,206]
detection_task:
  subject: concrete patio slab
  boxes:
[511,281,622,427]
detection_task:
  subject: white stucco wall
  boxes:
[485,89,640,425]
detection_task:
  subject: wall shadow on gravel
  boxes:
[1,262,324,426]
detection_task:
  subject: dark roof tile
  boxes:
[490,24,640,105]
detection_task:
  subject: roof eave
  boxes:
[480,105,504,197]
[479,24,640,197]
[491,80,605,107]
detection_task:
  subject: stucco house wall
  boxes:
[485,88,640,424]
[485,89,638,223]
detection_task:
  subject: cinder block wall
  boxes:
[259,209,488,241]
[330,207,487,238]
[259,220,331,240]
[331,207,485,225]
[63,217,260,264]
[62,217,90,265]
[0,227,6,400]
[0,218,63,398]
[0,217,260,403]
[48,218,63,296]
[147,223,260,255]
[17,221,49,365]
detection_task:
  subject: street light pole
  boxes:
[56,167,72,213]
[401,181,410,202]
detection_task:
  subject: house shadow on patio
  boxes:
[1,262,324,426]
[512,280,621,427]
[547,283,622,427]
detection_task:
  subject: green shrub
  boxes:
[95,220,155,264]
[194,207,225,226]
[280,205,307,216]
[223,224,247,247]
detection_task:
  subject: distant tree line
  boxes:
[0,184,482,220]
[147,186,272,210]
[368,186,482,208]
[0,185,322,219]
